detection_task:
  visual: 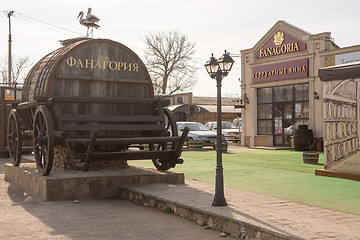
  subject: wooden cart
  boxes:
[7,38,188,176]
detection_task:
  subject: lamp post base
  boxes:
[212,196,227,206]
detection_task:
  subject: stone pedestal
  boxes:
[53,145,129,171]
[4,163,184,201]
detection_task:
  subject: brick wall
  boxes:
[244,135,271,147]
[254,135,271,147]
[325,55,335,67]
[245,136,251,147]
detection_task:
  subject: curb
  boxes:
[119,185,304,240]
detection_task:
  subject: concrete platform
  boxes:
[315,168,360,181]
[4,163,184,201]
[120,181,360,240]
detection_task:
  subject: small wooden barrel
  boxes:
[188,140,204,149]
[302,151,319,164]
[215,141,228,153]
[221,141,228,153]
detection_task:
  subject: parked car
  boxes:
[205,121,240,142]
[176,121,219,148]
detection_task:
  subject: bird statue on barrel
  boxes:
[77,8,100,37]
[86,8,99,23]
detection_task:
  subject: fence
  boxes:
[0,86,22,155]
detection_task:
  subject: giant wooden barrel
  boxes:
[22,38,154,117]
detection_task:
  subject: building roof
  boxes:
[192,96,236,106]
[198,105,240,113]
[318,62,360,81]
[167,104,240,114]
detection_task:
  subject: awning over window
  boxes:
[198,105,240,113]
[167,104,189,112]
[166,104,240,114]
[318,62,360,81]
[166,104,210,114]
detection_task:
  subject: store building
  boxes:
[165,92,241,124]
[240,20,360,147]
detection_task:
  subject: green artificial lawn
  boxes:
[129,149,360,215]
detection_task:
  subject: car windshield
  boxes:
[212,122,237,129]
[185,123,209,131]
[222,122,237,129]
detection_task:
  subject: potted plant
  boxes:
[302,139,319,164]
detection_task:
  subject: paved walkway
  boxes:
[123,180,360,240]
[2,153,360,239]
[0,175,224,240]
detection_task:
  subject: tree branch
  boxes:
[143,30,198,95]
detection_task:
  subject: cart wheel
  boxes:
[150,143,171,171]
[7,110,22,166]
[164,108,178,138]
[33,106,54,176]
[151,108,177,171]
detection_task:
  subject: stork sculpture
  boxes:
[77,8,100,37]
[86,8,100,23]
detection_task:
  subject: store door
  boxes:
[273,103,294,146]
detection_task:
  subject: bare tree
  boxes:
[143,31,197,95]
[0,55,32,85]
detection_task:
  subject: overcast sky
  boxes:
[1,0,359,97]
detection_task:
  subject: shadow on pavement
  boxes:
[2,179,225,240]
[180,184,300,238]
[0,158,10,174]
[0,163,224,239]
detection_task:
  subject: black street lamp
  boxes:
[204,50,234,206]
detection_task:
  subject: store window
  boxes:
[294,84,309,127]
[257,88,272,135]
[257,84,309,145]
[273,85,293,102]
[258,88,272,103]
